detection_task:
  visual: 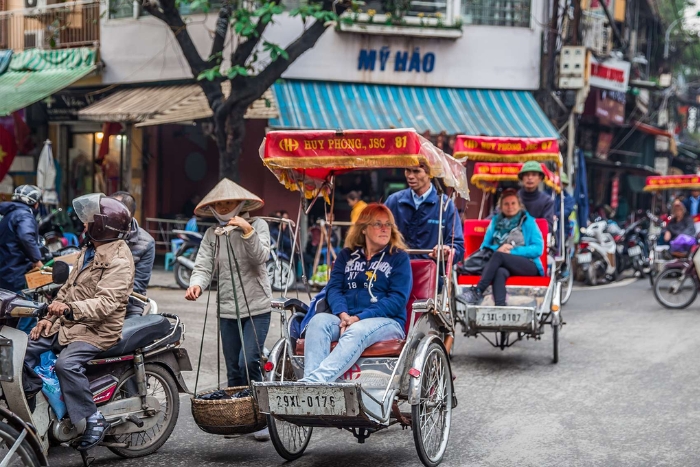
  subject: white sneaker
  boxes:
[253,427,270,441]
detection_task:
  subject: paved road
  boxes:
[50,278,700,466]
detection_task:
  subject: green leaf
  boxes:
[189,0,201,10]
[49,37,56,48]
[197,67,222,81]
[226,65,249,79]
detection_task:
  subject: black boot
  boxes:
[76,412,110,451]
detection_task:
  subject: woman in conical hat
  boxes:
[185,179,272,439]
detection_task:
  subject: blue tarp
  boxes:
[575,149,590,228]
[0,50,13,76]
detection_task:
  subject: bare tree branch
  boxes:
[210,3,232,61]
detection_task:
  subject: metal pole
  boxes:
[664,18,682,59]
[566,111,575,184]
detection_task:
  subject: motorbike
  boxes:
[266,238,295,292]
[615,215,651,278]
[653,245,700,309]
[576,219,619,286]
[0,263,191,465]
[38,209,67,253]
[172,229,203,290]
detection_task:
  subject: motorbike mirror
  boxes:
[52,261,70,285]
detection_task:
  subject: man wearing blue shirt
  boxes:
[385,165,465,262]
[684,190,700,217]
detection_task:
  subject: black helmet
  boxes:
[72,193,132,242]
[12,185,41,206]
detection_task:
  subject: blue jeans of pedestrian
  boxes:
[219,313,271,387]
[301,313,405,383]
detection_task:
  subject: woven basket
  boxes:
[191,386,267,435]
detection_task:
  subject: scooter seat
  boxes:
[97,315,171,358]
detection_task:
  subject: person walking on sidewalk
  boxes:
[184,178,272,441]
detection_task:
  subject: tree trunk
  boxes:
[215,106,247,181]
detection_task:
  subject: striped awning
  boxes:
[0,48,97,116]
[270,80,558,138]
[78,82,277,126]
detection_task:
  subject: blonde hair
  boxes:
[345,203,407,253]
[499,189,525,211]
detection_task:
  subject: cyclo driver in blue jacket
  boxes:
[385,164,464,263]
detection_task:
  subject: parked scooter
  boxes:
[576,219,619,286]
[615,215,651,278]
[0,263,191,464]
[173,229,203,289]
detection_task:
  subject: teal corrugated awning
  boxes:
[270,80,558,138]
[0,48,97,116]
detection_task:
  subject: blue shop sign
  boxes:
[358,47,436,73]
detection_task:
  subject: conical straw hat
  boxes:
[194,178,264,217]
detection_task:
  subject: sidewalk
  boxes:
[149,267,181,289]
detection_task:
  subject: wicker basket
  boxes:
[191,386,267,435]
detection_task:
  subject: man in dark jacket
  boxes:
[0,185,44,333]
[0,185,44,291]
[385,165,464,262]
[518,161,554,231]
[110,191,155,318]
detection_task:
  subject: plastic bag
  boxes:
[33,351,67,420]
[670,234,696,254]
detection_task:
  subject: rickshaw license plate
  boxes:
[475,309,532,327]
[577,252,592,263]
[628,246,642,256]
[267,387,346,416]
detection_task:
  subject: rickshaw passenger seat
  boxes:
[458,219,551,287]
[293,259,438,358]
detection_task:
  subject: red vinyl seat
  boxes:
[458,219,550,287]
[295,259,437,357]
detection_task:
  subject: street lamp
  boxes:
[664,12,700,59]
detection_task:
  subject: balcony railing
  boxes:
[0,0,100,52]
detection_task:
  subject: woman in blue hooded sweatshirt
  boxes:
[301,204,412,383]
[463,189,544,306]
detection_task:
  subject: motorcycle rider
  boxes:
[110,191,155,319]
[0,185,44,333]
[518,161,554,231]
[385,164,464,262]
[24,193,134,451]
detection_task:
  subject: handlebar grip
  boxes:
[9,305,45,318]
[131,292,148,302]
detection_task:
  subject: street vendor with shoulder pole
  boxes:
[184,178,272,441]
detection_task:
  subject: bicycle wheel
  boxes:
[0,421,40,467]
[653,268,698,309]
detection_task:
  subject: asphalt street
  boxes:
[50,276,700,467]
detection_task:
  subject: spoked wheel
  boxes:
[560,253,574,306]
[412,342,452,467]
[106,364,180,458]
[653,269,699,309]
[267,259,296,292]
[0,421,40,466]
[267,352,312,460]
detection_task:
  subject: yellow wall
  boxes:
[130,126,144,224]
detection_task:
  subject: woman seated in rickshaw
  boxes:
[463,189,545,306]
[663,199,695,244]
[301,204,412,383]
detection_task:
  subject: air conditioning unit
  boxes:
[24,0,46,9]
[24,29,43,48]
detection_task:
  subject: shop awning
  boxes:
[632,121,678,155]
[270,80,558,138]
[78,82,278,126]
[586,157,659,177]
[0,48,97,116]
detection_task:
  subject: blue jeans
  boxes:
[220,313,271,387]
[301,313,405,383]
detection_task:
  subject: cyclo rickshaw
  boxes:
[643,174,700,285]
[451,135,565,363]
[253,129,469,467]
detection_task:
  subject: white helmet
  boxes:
[12,185,41,206]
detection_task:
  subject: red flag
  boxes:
[98,122,123,161]
[0,126,17,180]
[12,111,32,154]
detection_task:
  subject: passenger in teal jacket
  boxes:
[463,189,544,306]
